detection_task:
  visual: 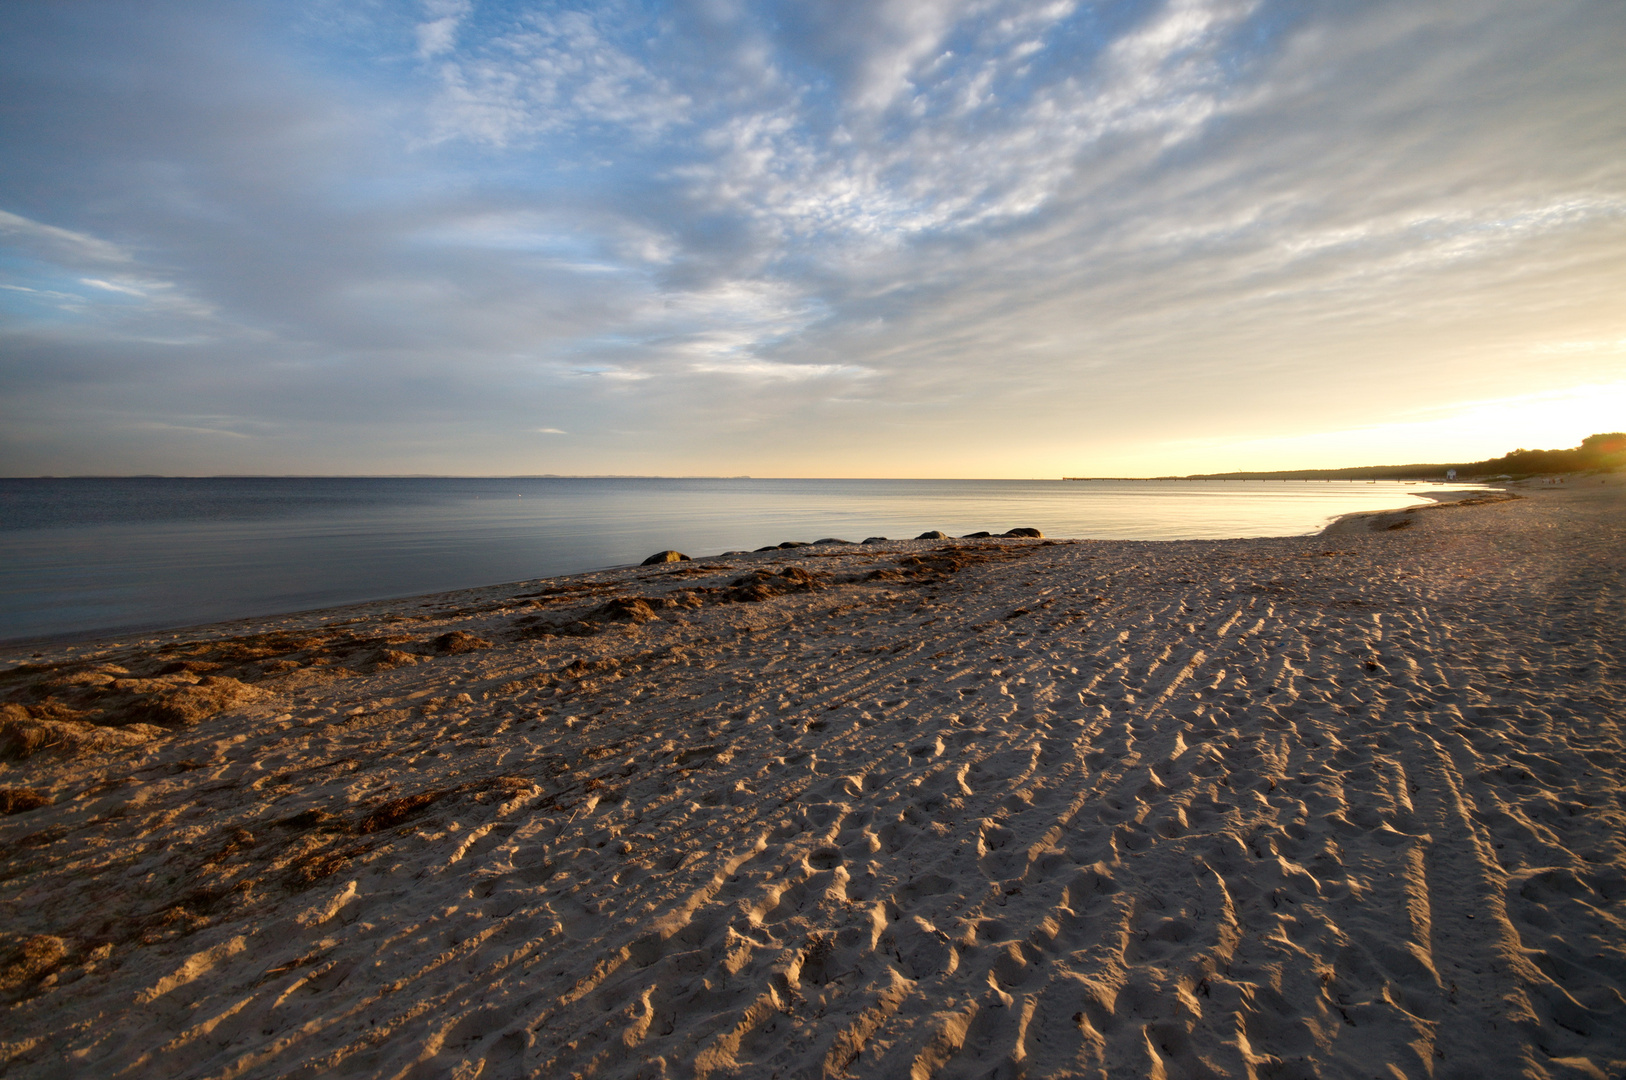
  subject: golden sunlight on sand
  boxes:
[2,480,1623,1078]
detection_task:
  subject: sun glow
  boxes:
[1163,380,1626,475]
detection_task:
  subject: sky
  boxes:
[1,0,1622,478]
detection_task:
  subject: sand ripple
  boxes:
[2,483,1623,1078]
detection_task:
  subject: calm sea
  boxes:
[0,477,1472,642]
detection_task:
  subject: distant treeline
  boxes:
[1174,432,1626,481]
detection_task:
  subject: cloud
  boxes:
[774,0,984,113]
[415,0,470,59]
[642,0,1262,250]
[80,277,148,297]
[688,359,872,381]
[0,208,132,265]
[135,420,254,439]
[423,6,692,147]
[1,0,1622,477]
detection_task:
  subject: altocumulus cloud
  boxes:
[1,0,1622,476]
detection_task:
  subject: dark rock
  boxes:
[641,550,691,565]
[812,538,854,545]
[915,530,950,540]
[754,545,779,552]
[862,537,889,544]
[1002,527,1043,538]
[778,541,810,549]
[960,531,993,538]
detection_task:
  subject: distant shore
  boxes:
[1067,431,1626,482]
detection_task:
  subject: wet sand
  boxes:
[2,480,1623,1079]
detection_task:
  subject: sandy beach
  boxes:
[2,481,1622,1079]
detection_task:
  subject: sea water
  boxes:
[0,477,1479,642]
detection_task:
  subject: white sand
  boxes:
[2,481,1623,1079]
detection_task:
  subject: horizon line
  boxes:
[3,472,1471,482]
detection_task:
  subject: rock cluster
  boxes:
[642,529,1044,568]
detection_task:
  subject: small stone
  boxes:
[641,550,691,565]
[916,530,949,540]
[961,531,993,538]
[1002,527,1043,538]
[862,537,889,544]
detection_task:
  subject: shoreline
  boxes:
[1318,483,1521,534]
[2,483,1622,1077]
[0,484,1494,656]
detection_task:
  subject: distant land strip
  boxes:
[1066,431,1625,481]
